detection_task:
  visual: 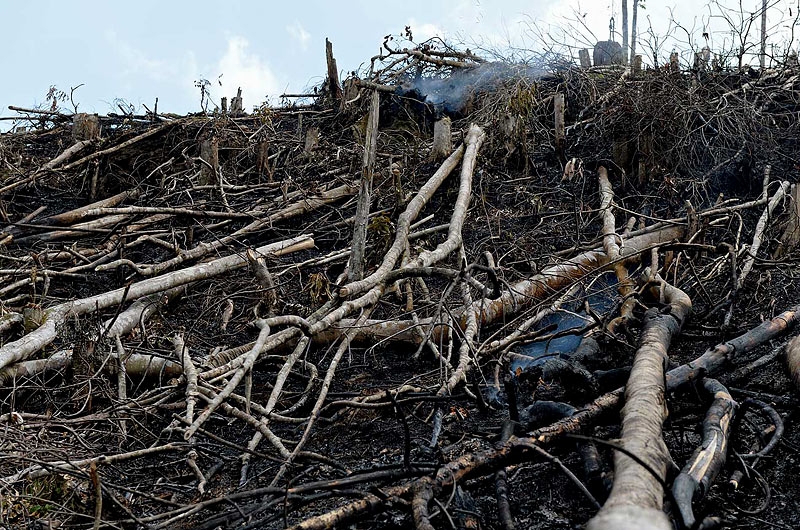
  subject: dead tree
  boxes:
[348,89,379,281]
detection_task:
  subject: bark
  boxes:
[349,89,379,281]
[622,0,629,64]
[431,117,452,161]
[672,378,736,529]
[784,334,800,391]
[587,278,691,530]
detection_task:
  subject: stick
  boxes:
[348,89,379,281]
[0,235,313,370]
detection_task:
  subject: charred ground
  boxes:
[0,40,800,529]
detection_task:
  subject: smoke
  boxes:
[397,61,548,115]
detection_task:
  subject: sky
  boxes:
[1,1,797,122]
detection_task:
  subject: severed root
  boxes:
[672,378,736,528]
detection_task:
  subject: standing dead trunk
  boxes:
[326,38,343,103]
[230,88,243,116]
[630,0,640,72]
[255,137,272,182]
[348,89,379,282]
[621,0,629,64]
[760,0,768,69]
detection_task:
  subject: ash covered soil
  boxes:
[1,43,800,530]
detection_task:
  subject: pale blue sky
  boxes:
[1,1,794,120]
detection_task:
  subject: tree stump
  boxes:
[199,135,219,185]
[632,54,643,74]
[613,137,631,175]
[579,49,591,68]
[554,93,566,163]
[303,127,320,156]
[775,184,800,257]
[430,117,452,161]
[255,137,272,182]
[670,52,680,73]
[230,88,243,116]
[326,38,343,102]
[73,113,100,141]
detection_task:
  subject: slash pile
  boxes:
[1,40,800,529]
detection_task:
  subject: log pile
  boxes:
[1,38,800,529]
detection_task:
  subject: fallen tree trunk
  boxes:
[0,235,313,370]
[0,349,182,386]
[289,304,799,530]
[587,277,691,530]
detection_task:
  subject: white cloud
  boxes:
[217,36,281,103]
[286,21,311,51]
[407,19,444,43]
[105,30,172,81]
